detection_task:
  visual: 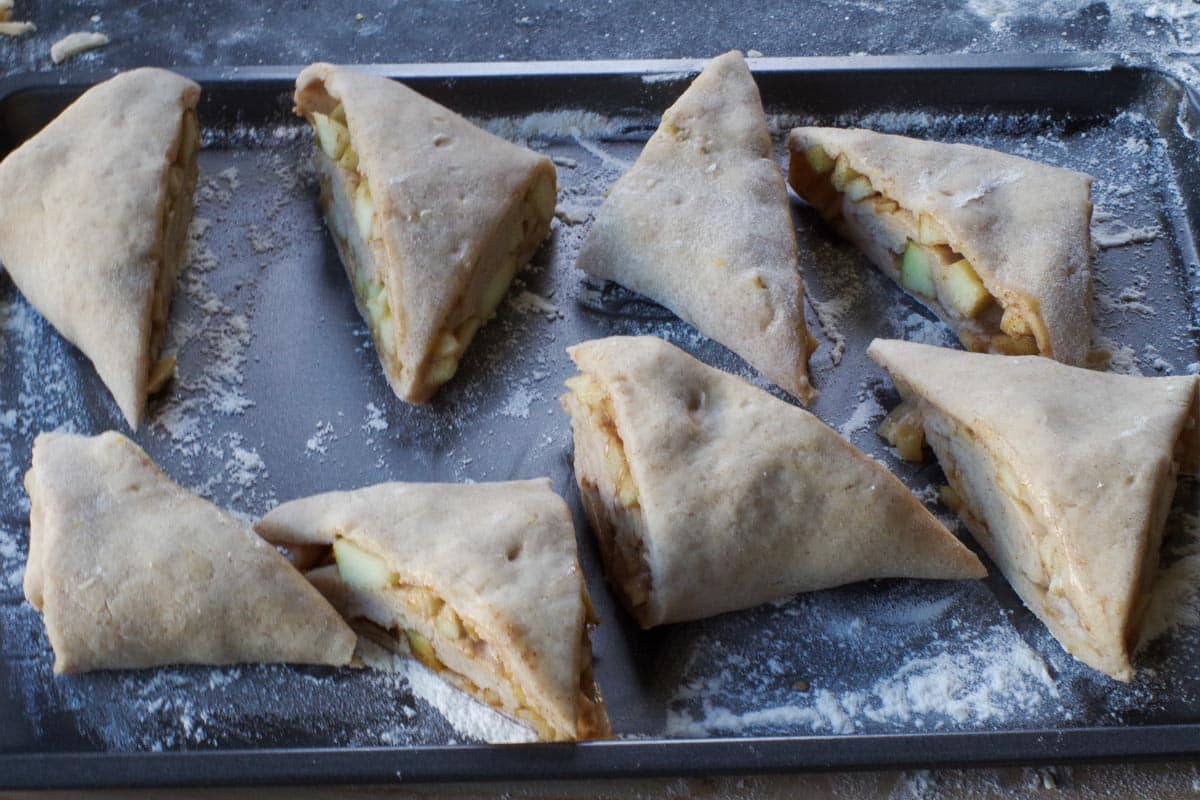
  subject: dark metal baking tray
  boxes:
[0,55,1198,789]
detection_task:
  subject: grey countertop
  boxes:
[1,0,1198,75]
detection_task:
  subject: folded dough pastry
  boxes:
[23,431,356,674]
[0,68,201,427]
[560,335,985,628]
[788,128,1093,365]
[255,479,610,742]
[868,338,1200,680]
[576,51,816,403]
[294,63,557,404]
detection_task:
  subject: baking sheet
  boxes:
[0,57,1198,788]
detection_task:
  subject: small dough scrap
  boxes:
[50,31,108,63]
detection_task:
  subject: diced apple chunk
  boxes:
[830,155,862,192]
[333,539,391,592]
[901,241,939,299]
[878,401,926,462]
[937,258,992,319]
[843,176,875,202]
[435,603,465,640]
[354,181,375,241]
[406,629,440,670]
[1000,305,1032,337]
[313,112,349,161]
[918,213,949,246]
[147,355,176,395]
[804,144,835,175]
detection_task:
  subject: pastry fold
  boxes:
[0,68,201,427]
[788,128,1093,365]
[560,335,985,628]
[254,479,610,742]
[869,338,1200,680]
[576,51,816,403]
[23,431,356,674]
[294,63,557,403]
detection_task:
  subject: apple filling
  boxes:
[146,107,200,396]
[330,538,607,741]
[562,374,654,623]
[309,104,404,382]
[790,145,1040,356]
[307,102,556,400]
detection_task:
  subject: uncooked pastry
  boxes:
[576,51,817,403]
[560,334,986,628]
[0,67,200,427]
[255,478,610,742]
[23,431,357,674]
[869,338,1200,679]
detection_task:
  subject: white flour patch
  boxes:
[357,639,535,744]
[666,621,1061,737]
[362,403,388,434]
[1092,209,1162,249]
[510,289,563,319]
[1138,511,1200,650]
[838,384,886,440]
[305,421,335,455]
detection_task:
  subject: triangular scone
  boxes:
[293,64,557,404]
[254,479,610,742]
[868,339,1200,680]
[576,51,816,403]
[788,128,1093,365]
[560,335,985,628]
[0,68,201,427]
[23,432,356,674]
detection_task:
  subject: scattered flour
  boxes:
[358,639,535,744]
[667,623,1061,737]
[1092,209,1162,249]
[362,402,388,434]
[305,421,335,454]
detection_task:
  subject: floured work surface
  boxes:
[0,59,1198,784]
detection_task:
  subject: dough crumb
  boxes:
[0,4,36,37]
[50,31,109,64]
[0,20,34,35]
[747,48,764,58]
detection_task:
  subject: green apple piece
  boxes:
[331,103,348,125]
[843,175,875,202]
[312,112,349,161]
[830,155,862,191]
[354,181,375,241]
[918,213,950,246]
[333,539,391,591]
[937,258,992,319]
[405,629,440,670]
[804,144,835,175]
[900,241,939,299]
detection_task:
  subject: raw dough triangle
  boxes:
[788,127,1093,365]
[255,479,610,742]
[868,338,1200,679]
[560,335,985,628]
[576,51,816,403]
[0,68,201,427]
[23,431,356,674]
[294,63,557,404]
